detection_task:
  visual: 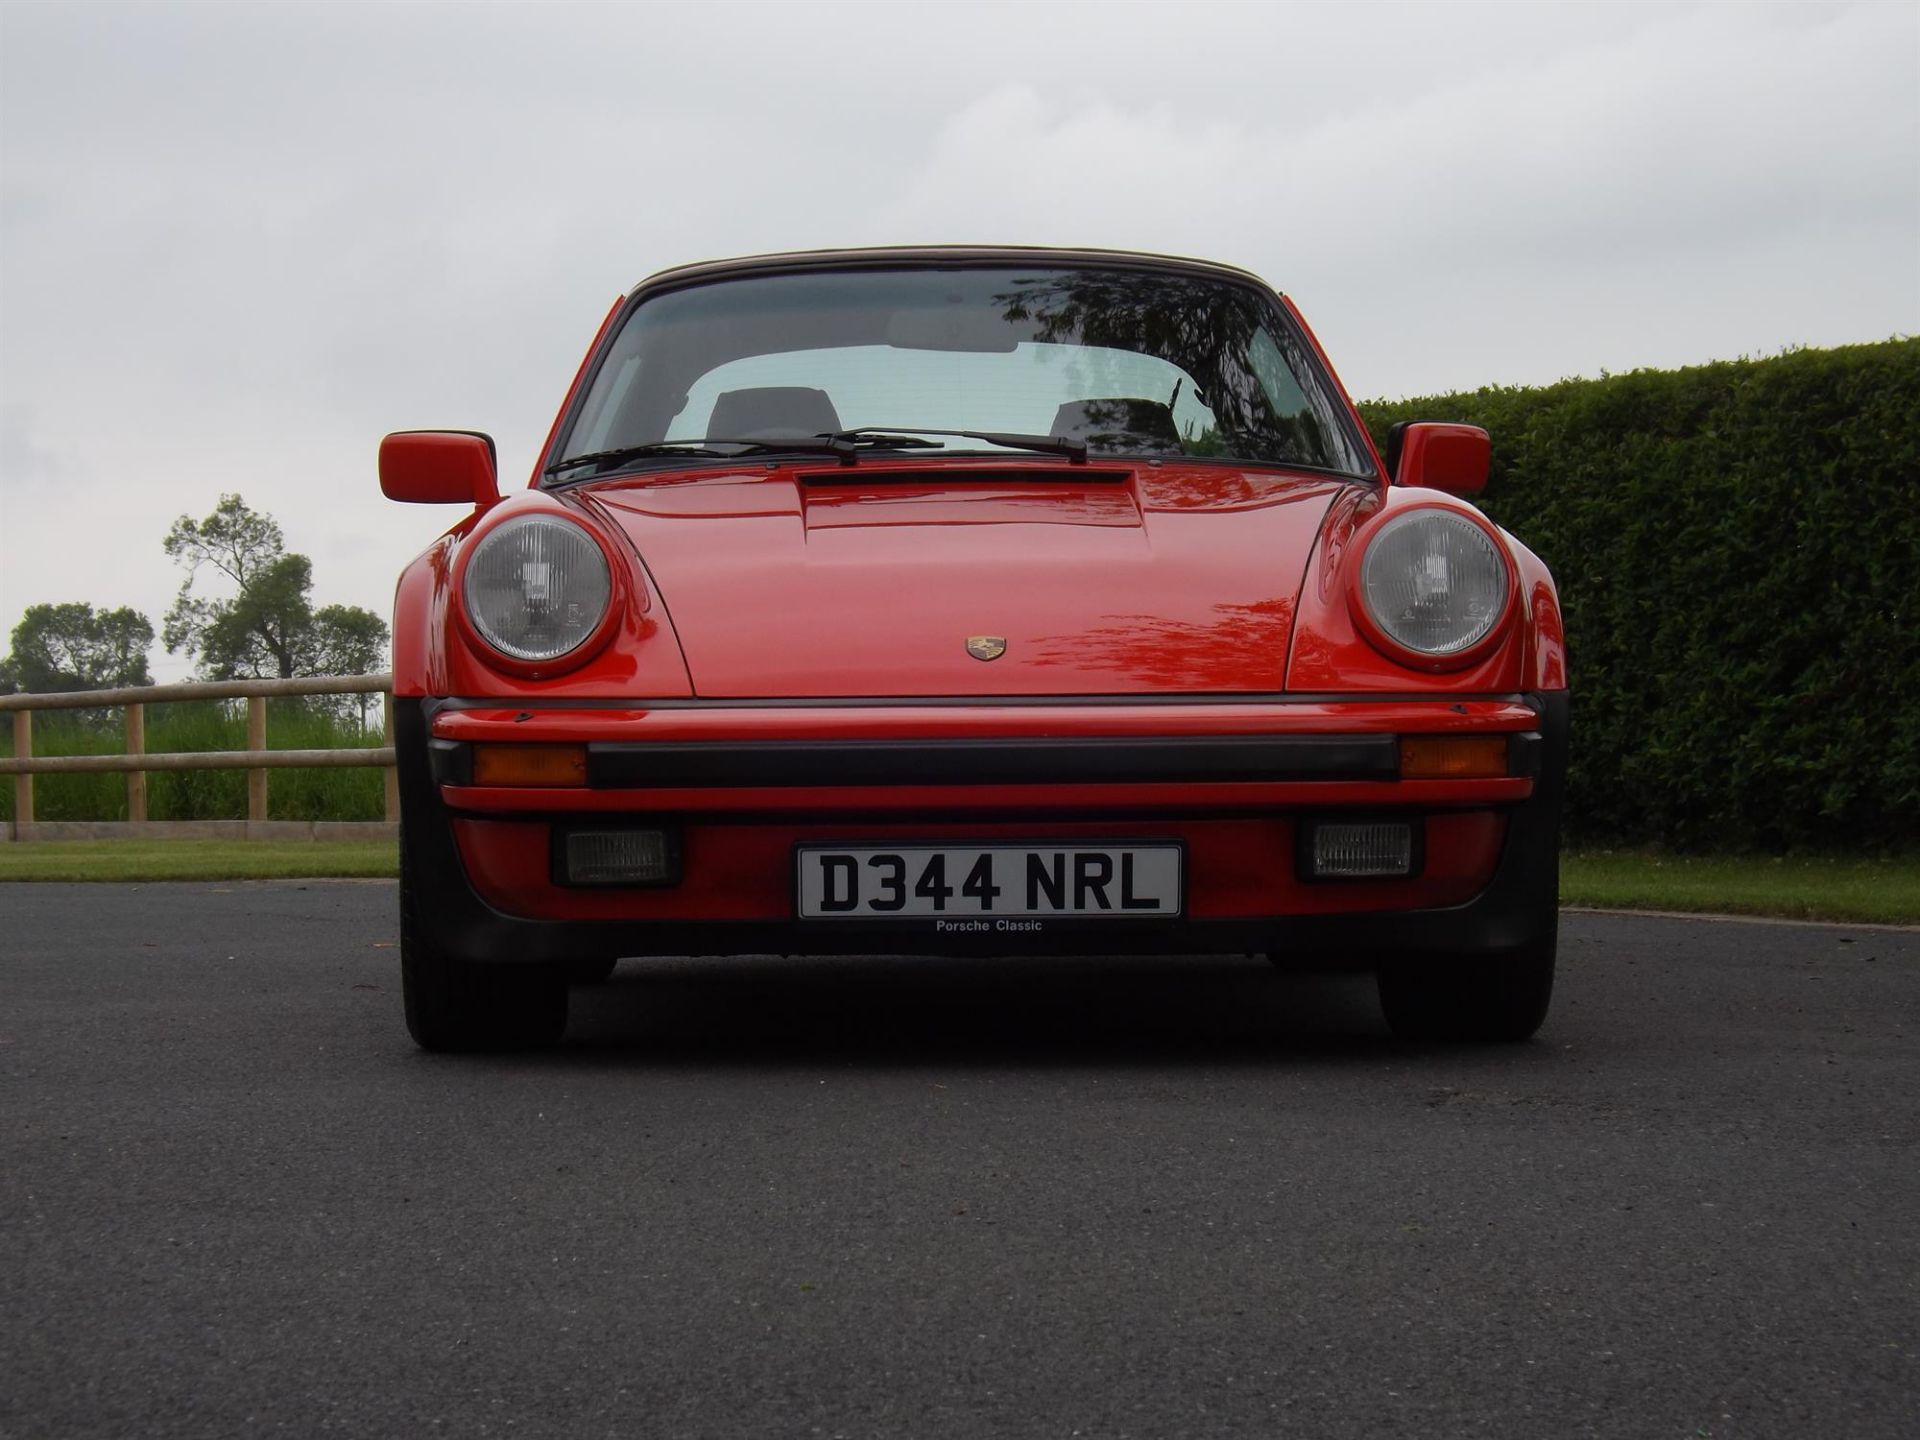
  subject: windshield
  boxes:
[553,265,1375,478]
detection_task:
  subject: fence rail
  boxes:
[1,674,397,842]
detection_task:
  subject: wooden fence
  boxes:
[0,674,397,842]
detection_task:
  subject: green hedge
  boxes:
[1358,339,1920,852]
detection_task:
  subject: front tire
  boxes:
[1377,933,1556,1043]
[566,956,619,986]
[400,828,567,1052]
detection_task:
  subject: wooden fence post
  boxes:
[383,691,400,824]
[126,702,147,824]
[11,711,30,830]
[247,695,268,824]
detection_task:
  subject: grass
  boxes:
[0,839,397,883]
[1560,851,1919,926]
[1,840,1914,924]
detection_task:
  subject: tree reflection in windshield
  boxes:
[992,269,1359,471]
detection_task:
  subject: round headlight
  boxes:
[1359,508,1510,658]
[463,514,612,663]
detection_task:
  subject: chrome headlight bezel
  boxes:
[454,509,620,675]
[1349,505,1516,669]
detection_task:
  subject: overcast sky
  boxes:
[2,0,1915,682]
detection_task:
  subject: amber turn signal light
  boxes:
[471,743,589,787]
[1399,735,1509,780]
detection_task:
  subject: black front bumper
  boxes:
[395,692,1568,969]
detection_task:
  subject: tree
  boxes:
[162,494,388,680]
[1,602,154,694]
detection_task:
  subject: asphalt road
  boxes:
[3,883,1915,1440]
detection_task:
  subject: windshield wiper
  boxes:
[545,432,962,479]
[546,437,848,477]
[834,427,1089,464]
[546,427,1088,481]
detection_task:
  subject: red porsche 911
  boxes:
[379,247,1567,1051]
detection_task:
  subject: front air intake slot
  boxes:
[799,468,1132,486]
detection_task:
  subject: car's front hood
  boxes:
[584,461,1351,697]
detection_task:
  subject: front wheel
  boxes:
[400,828,567,1052]
[1377,934,1556,1043]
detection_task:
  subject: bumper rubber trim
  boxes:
[583,734,1398,789]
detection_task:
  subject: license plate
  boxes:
[796,844,1182,920]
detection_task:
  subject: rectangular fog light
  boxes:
[1306,821,1416,879]
[559,828,680,887]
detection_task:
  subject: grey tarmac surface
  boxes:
[2,882,1915,1440]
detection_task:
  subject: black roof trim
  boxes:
[626,245,1281,301]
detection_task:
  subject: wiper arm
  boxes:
[818,431,945,451]
[834,427,1089,464]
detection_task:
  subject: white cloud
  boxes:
[872,4,1918,392]
[2,0,1915,669]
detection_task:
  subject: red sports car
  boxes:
[379,247,1567,1051]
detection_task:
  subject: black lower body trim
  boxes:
[395,693,1567,969]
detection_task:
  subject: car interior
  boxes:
[702,385,1188,455]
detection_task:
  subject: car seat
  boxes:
[707,387,843,440]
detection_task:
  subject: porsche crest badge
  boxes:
[966,635,1008,661]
